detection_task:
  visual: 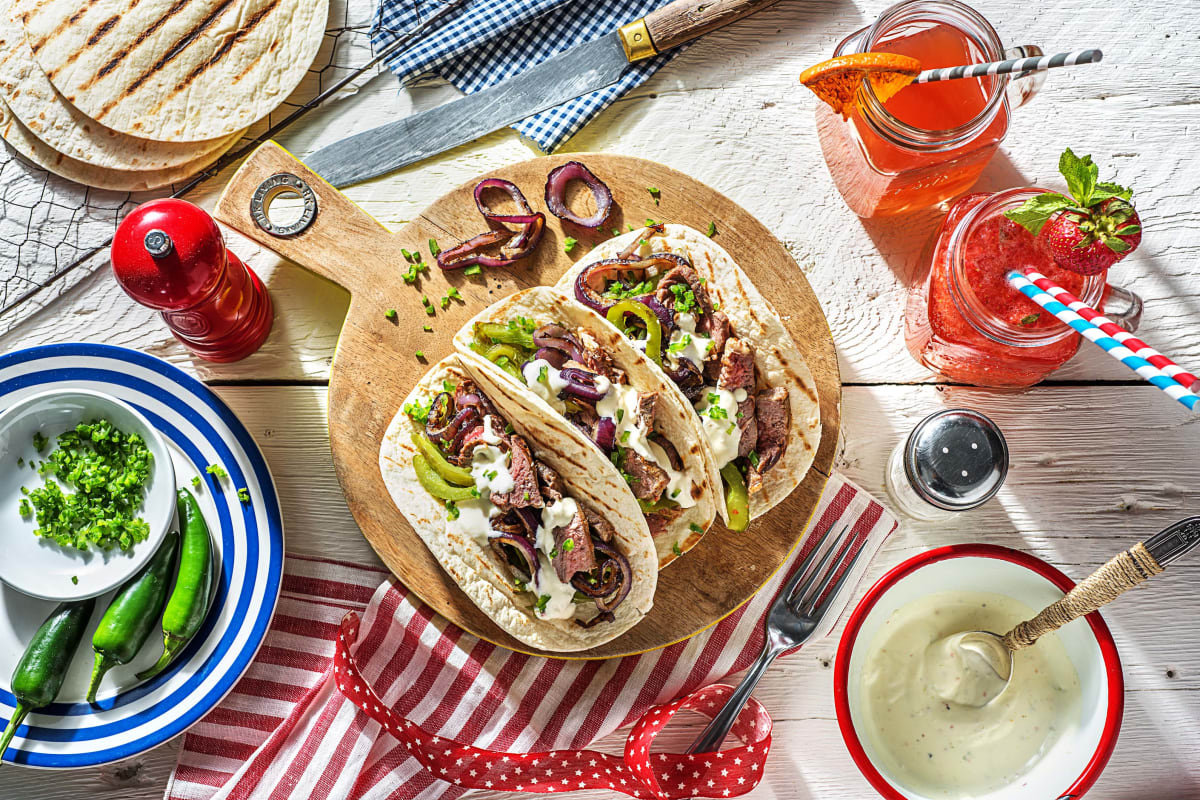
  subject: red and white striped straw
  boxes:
[1024,272,1198,389]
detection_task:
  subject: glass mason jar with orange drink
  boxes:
[814,0,1046,217]
[905,188,1143,388]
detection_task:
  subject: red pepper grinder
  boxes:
[111,199,273,362]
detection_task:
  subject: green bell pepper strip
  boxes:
[721,463,750,532]
[484,344,527,380]
[638,496,679,514]
[0,598,95,761]
[473,322,535,349]
[87,530,180,703]
[411,433,474,486]
[137,488,215,681]
[606,300,662,365]
[413,454,478,502]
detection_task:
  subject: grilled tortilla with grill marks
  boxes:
[13,0,327,142]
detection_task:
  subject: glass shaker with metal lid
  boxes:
[885,408,1008,521]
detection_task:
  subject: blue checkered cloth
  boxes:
[371,0,684,152]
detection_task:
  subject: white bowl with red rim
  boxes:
[834,543,1123,800]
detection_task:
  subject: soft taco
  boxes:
[380,353,657,652]
[453,287,719,567]
[558,224,821,528]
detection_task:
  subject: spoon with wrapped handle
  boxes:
[933,516,1200,707]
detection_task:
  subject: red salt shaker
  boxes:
[111,199,273,362]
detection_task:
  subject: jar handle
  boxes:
[1100,283,1144,333]
[1004,45,1046,109]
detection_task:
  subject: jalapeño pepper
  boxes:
[721,463,750,532]
[0,599,95,762]
[413,455,478,502]
[137,488,215,680]
[411,433,474,486]
[473,322,534,349]
[87,530,179,703]
[606,300,662,365]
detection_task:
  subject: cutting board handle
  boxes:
[213,141,400,297]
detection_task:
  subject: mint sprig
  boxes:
[1005,148,1134,236]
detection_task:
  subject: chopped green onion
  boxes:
[564,237,578,254]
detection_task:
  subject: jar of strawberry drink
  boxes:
[905,188,1143,388]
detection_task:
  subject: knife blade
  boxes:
[306,0,781,187]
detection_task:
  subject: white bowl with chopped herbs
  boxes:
[0,388,176,601]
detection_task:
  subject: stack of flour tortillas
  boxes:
[0,0,328,191]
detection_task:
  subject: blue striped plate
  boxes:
[0,343,284,768]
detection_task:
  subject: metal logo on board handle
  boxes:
[250,172,318,237]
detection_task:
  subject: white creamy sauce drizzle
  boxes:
[530,497,581,621]
[666,312,713,370]
[859,590,1081,798]
[445,498,498,547]
[524,357,696,509]
[534,497,579,556]
[467,417,515,496]
[695,387,746,469]
[522,358,570,413]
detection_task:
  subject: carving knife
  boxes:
[305,0,782,187]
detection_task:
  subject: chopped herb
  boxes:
[442,380,455,392]
[616,408,625,424]
[612,228,620,236]
[470,487,481,498]
[627,223,636,231]
[505,423,515,434]
[620,430,631,444]
[401,248,414,262]
[550,547,559,558]
[563,539,575,552]
[425,305,436,317]
[191,475,202,489]
[523,491,531,502]
[428,238,442,257]
[671,488,681,498]
[440,296,450,310]
[514,578,527,592]
[749,451,760,467]
[707,392,721,406]
[645,219,661,227]
[415,350,426,360]
[464,265,482,276]
[564,236,578,254]
[707,405,729,420]
[21,420,153,552]
[727,422,736,434]
[1019,313,1041,326]
[446,500,460,520]
[484,469,498,481]
[538,364,549,383]
[668,334,691,354]
[671,541,683,556]
[206,463,228,481]
[385,308,397,321]
[16,457,23,467]
[237,488,251,504]
[669,282,697,314]
[602,279,656,301]
[423,324,433,332]
[422,296,431,307]
[71,575,79,585]
[404,397,433,424]
[705,341,716,354]
[401,260,430,284]
[647,187,660,204]
[535,594,551,614]
[510,316,537,333]
[689,522,704,534]
[707,221,718,238]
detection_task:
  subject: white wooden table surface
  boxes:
[3,0,1198,797]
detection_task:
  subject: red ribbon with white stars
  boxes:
[333,612,772,799]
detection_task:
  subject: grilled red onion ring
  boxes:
[638,295,676,334]
[594,417,617,452]
[514,506,542,537]
[533,326,586,363]
[558,367,608,402]
[533,348,569,369]
[489,532,540,583]
[616,223,666,260]
[591,541,632,612]
[573,255,692,313]
[544,161,613,228]
[438,179,547,270]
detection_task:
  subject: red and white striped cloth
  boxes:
[166,473,896,800]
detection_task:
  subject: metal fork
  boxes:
[687,522,865,753]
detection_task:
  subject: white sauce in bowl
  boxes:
[858,590,1081,798]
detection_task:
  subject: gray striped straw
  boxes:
[914,49,1103,83]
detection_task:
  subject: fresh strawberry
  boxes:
[1004,148,1143,276]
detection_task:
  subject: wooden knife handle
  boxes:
[642,0,782,55]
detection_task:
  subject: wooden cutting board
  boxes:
[214,143,841,658]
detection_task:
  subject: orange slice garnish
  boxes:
[799,53,922,118]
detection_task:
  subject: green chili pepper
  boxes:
[87,530,179,703]
[473,322,534,349]
[0,598,95,761]
[137,489,215,680]
[413,455,478,502]
[637,496,679,514]
[606,300,662,364]
[721,463,750,532]
[481,343,529,379]
[411,433,473,487]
